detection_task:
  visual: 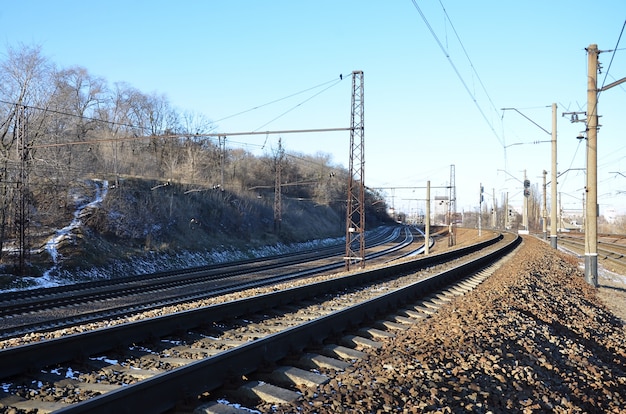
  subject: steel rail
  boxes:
[558,234,626,268]
[0,227,415,340]
[0,226,399,308]
[0,232,502,378]
[51,233,520,414]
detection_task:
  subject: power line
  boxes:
[29,127,351,149]
[599,19,626,97]
[213,74,347,124]
[558,138,585,191]
[0,99,140,131]
[1,73,348,145]
[436,0,501,136]
[585,21,626,160]
[409,0,504,147]
[253,78,343,133]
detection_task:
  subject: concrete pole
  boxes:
[492,188,496,228]
[523,170,528,231]
[505,192,509,229]
[478,183,482,237]
[559,192,562,231]
[582,191,586,231]
[585,44,599,286]
[542,170,547,240]
[425,181,430,255]
[550,103,558,248]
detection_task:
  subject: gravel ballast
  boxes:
[268,236,626,413]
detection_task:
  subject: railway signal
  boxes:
[523,178,530,198]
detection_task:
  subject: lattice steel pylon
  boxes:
[345,70,365,270]
[273,137,284,232]
[16,104,31,275]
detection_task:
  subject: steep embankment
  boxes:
[15,177,389,285]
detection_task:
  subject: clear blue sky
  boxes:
[2,1,626,218]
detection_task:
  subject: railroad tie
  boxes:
[341,334,383,350]
[439,286,462,295]
[237,380,300,404]
[400,308,428,319]
[428,296,451,306]
[298,353,351,371]
[358,327,395,340]
[193,400,252,414]
[375,319,410,331]
[416,299,441,311]
[159,356,195,368]
[269,366,329,388]
[7,399,69,414]
[101,364,162,380]
[323,344,368,361]
[54,378,118,394]
[447,285,471,295]
[410,303,437,315]
[433,292,454,302]
[392,314,418,324]
[460,278,481,288]
[168,345,224,358]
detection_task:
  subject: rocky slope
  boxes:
[269,236,626,413]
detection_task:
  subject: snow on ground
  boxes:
[559,244,626,285]
[40,179,109,282]
[1,178,346,293]
[599,267,626,285]
[1,236,344,293]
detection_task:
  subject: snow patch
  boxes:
[38,180,109,287]
[1,232,344,293]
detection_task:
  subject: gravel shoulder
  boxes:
[270,235,626,413]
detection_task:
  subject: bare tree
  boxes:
[0,44,53,266]
[49,67,105,177]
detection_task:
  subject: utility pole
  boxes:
[583,44,626,285]
[543,170,548,240]
[425,181,430,255]
[345,70,365,270]
[585,44,599,286]
[478,183,483,237]
[550,103,558,248]
[523,170,529,232]
[491,188,496,228]
[449,164,456,246]
[559,192,563,232]
[505,192,509,229]
[582,191,585,232]
[501,105,557,242]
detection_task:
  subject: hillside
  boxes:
[1,177,392,288]
[0,46,394,285]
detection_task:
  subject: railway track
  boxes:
[0,231,519,414]
[0,226,424,341]
[557,232,626,271]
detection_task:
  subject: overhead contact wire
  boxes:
[410,0,504,147]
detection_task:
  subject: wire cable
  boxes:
[0,99,141,131]
[437,0,501,136]
[599,19,626,97]
[0,73,349,137]
[558,138,585,191]
[253,79,342,133]
[409,0,504,147]
[213,74,346,124]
